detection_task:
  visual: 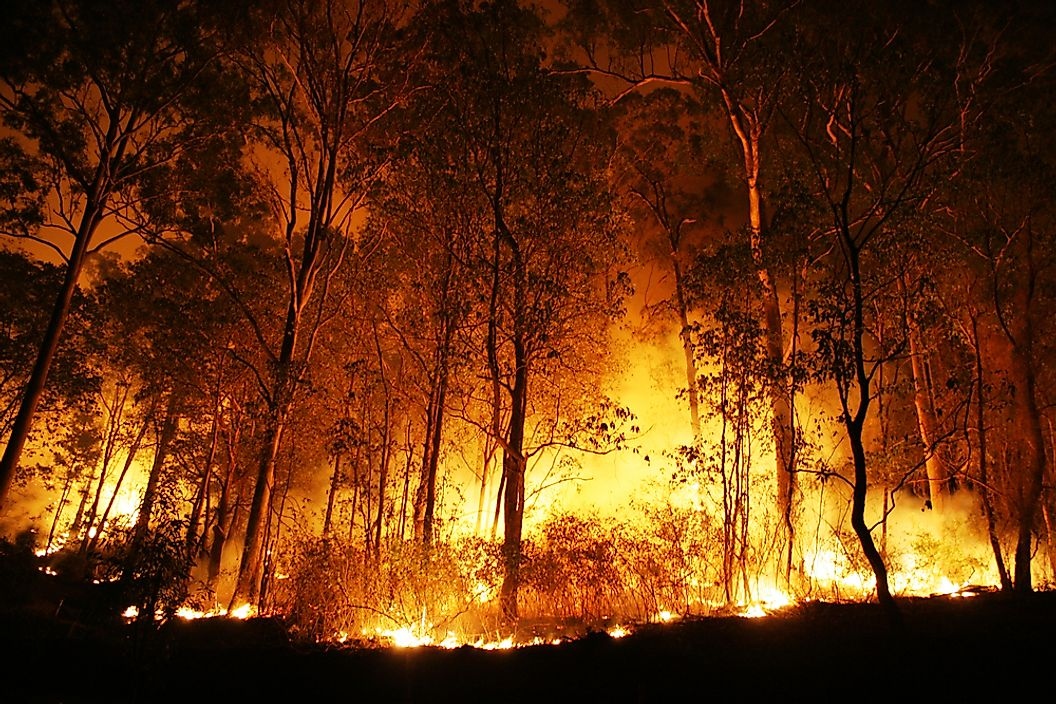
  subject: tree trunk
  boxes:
[969,314,1011,591]
[78,383,132,556]
[206,458,239,590]
[420,373,448,545]
[846,249,897,620]
[0,198,104,509]
[231,403,286,608]
[374,409,390,562]
[904,277,946,510]
[1007,340,1046,593]
[672,258,701,442]
[498,341,528,625]
[731,121,795,560]
[130,394,181,552]
[187,366,226,556]
[322,453,342,538]
[87,416,149,556]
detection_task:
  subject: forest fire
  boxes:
[1,5,1055,698]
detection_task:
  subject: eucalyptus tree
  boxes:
[92,246,260,573]
[787,0,962,613]
[933,0,1056,591]
[0,0,234,509]
[214,0,416,608]
[561,0,803,564]
[412,0,630,623]
[0,250,97,448]
[608,89,723,443]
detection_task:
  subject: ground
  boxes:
[3,573,1054,703]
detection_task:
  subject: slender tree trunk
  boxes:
[187,368,226,555]
[499,340,528,625]
[322,453,342,538]
[1008,340,1046,593]
[477,439,497,535]
[0,199,104,510]
[672,258,701,441]
[845,248,897,619]
[87,416,149,555]
[231,401,288,608]
[47,476,75,556]
[728,120,795,567]
[207,419,241,590]
[79,384,131,556]
[374,409,390,562]
[68,480,92,545]
[903,277,946,509]
[413,393,437,540]
[421,374,447,545]
[969,314,1011,591]
[347,442,362,544]
[130,394,180,552]
[399,420,412,541]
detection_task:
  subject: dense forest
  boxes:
[1,0,1054,647]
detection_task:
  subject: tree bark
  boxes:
[968,314,1011,591]
[129,394,181,554]
[0,185,106,510]
[904,277,946,510]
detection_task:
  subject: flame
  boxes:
[653,610,677,623]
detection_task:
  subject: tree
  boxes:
[609,89,723,443]
[0,0,232,509]
[562,0,803,569]
[218,0,413,608]
[413,0,630,623]
[789,0,961,614]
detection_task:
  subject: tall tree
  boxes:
[222,0,412,608]
[0,0,230,509]
[562,0,802,565]
[415,0,629,623]
[789,0,960,614]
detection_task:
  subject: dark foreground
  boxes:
[3,584,1055,702]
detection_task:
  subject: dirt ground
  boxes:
[3,585,1054,703]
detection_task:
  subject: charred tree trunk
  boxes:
[497,209,529,625]
[1008,340,1046,593]
[844,244,897,619]
[499,339,528,625]
[374,408,390,562]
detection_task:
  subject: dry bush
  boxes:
[273,535,503,642]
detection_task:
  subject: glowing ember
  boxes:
[608,626,630,638]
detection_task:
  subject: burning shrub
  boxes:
[612,503,722,617]
[274,535,503,643]
[519,513,624,621]
[99,518,195,625]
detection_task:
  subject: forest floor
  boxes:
[2,564,1054,703]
